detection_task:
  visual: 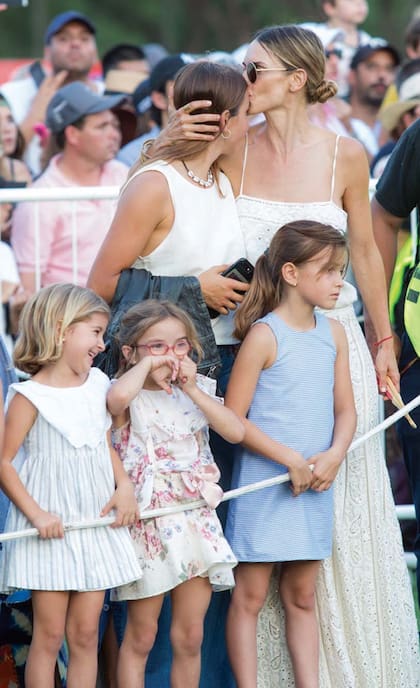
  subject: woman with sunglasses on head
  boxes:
[162,24,419,688]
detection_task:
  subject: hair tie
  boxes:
[374,335,393,347]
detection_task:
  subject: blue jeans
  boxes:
[397,334,420,602]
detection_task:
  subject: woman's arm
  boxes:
[310,320,357,491]
[0,393,64,538]
[341,137,399,392]
[87,171,173,303]
[225,324,314,496]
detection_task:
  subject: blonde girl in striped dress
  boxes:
[0,283,142,688]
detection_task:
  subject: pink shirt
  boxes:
[11,155,128,287]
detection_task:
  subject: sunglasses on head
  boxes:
[244,61,296,84]
[325,48,343,60]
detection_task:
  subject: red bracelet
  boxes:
[374,335,393,347]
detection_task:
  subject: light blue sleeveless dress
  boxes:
[226,311,336,562]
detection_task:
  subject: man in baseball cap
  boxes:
[44,10,96,45]
[0,10,100,175]
[46,81,125,133]
[347,39,400,158]
[118,53,189,167]
[11,81,129,296]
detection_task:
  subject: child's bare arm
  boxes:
[225,325,313,496]
[0,393,64,538]
[179,357,244,444]
[107,355,179,415]
[101,430,139,527]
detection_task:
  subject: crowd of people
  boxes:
[1,3,420,688]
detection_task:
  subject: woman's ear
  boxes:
[220,109,231,134]
[282,262,298,286]
[289,68,307,94]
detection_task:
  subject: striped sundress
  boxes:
[0,367,142,592]
[225,311,336,562]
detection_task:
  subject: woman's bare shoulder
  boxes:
[337,135,367,164]
[120,166,171,206]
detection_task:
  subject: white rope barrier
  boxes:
[1,394,420,544]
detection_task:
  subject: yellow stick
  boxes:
[386,376,417,429]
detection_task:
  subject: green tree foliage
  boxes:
[0,0,418,59]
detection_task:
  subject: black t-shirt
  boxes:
[375,118,420,219]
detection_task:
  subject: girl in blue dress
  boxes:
[225,220,356,688]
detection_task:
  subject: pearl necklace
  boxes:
[182,160,214,188]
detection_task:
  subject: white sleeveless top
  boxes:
[123,161,246,344]
[236,135,356,308]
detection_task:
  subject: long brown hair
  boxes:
[234,221,348,340]
[128,61,248,180]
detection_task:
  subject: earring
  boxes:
[221,128,231,140]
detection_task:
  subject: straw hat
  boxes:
[379,72,420,132]
[104,69,149,96]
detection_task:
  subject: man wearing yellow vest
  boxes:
[371,117,420,605]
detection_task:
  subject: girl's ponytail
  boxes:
[234,253,281,340]
[233,220,348,340]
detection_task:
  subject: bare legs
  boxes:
[227,560,321,688]
[117,593,164,688]
[226,563,274,688]
[66,591,105,688]
[117,577,212,688]
[279,561,321,688]
[170,577,212,687]
[26,590,104,688]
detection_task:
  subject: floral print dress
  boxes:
[112,376,237,600]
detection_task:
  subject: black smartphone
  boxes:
[208,258,254,319]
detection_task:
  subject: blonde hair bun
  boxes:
[309,79,338,104]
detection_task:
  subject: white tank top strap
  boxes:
[330,135,340,202]
[239,133,249,196]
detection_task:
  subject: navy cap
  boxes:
[149,54,187,93]
[131,55,188,114]
[132,78,152,114]
[350,40,400,70]
[44,11,96,45]
[46,82,125,133]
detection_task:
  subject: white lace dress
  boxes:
[236,174,420,686]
